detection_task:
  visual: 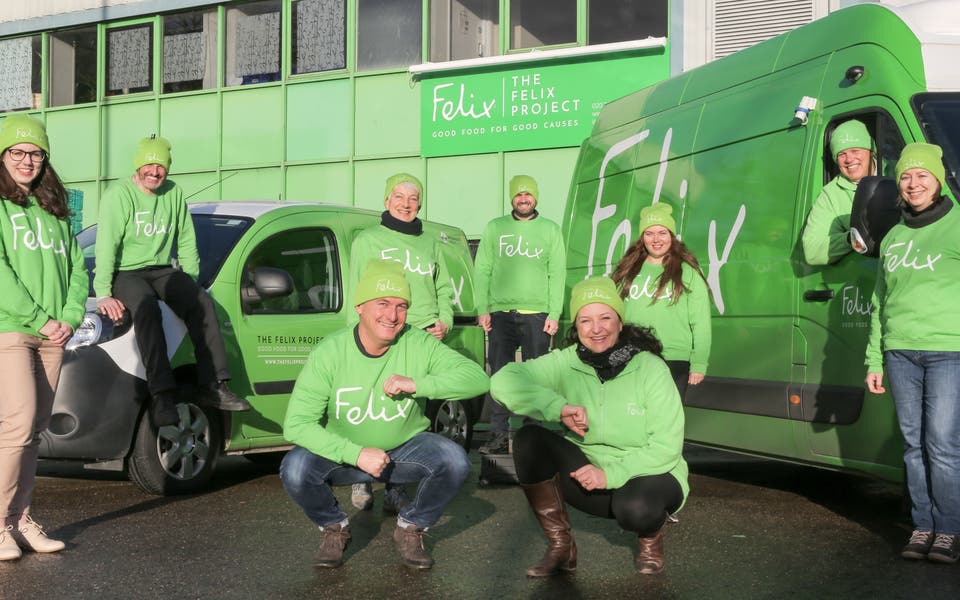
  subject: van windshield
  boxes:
[911,92,960,197]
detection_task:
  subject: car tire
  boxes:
[426,398,475,451]
[127,401,221,495]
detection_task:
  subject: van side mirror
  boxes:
[241,267,294,304]
[849,176,901,257]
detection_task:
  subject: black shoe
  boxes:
[204,381,251,411]
[150,392,180,428]
[479,432,509,455]
[927,533,960,563]
[901,529,934,559]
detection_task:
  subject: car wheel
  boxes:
[128,401,221,495]
[426,399,473,451]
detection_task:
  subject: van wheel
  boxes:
[426,399,473,451]
[128,401,221,495]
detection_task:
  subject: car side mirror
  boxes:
[849,176,901,257]
[241,267,294,304]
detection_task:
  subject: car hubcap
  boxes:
[156,404,211,480]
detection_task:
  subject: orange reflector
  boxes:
[790,394,801,405]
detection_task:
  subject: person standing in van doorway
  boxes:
[801,119,876,265]
[348,173,454,512]
[93,135,251,429]
[866,142,960,564]
[280,259,488,570]
[611,203,711,398]
[0,114,87,560]
[476,175,566,455]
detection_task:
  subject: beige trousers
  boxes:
[0,332,63,525]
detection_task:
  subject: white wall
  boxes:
[0,1,143,24]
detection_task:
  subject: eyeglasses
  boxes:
[5,149,46,163]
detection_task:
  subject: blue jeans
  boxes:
[488,311,551,434]
[885,350,960,535]
[279,431,470,529]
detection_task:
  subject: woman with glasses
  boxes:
[0,114,87,561]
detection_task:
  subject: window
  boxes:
[292,0,346,74]
[588,0,667,45]
[225,0,281,86]
[48,27,97,107]
[430,0,498,62]
[106,23,154,96]
[510,0,576,49]
[0,35,41,113]
[163,9,218,93]
[357,0,423,71]
[243,229,342,314]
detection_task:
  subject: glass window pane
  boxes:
[292,0,346,74]
[49,27,97,107]
[244,228,342,314]
[588,0,668,45]
[163,9,218,93]
[357,0,423,71]
[510,0,575,49]
[106,23,154,96]
[225,0,281,86]
[0,35,41,112]
[430,0,498,62]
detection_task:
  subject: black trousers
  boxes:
[112,267,230,396]
[513,425,683,536]
[666,360,690,399]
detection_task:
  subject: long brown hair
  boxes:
[0,151,71,219]
[611,231,705,305]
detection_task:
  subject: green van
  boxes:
[561,1,959,482]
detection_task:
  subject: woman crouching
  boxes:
[490,276,688,576]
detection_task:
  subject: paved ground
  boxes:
[4,446,959,599]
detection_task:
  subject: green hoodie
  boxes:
[490,346,689,501]
[623,262,712,374]
[473,214,566,320]
[801,175,857,266]
[283,324,489,465]
[93,177,199,298]
[349,224,453,329]
[0,197,88,335]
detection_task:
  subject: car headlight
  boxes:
[65,312,113,350]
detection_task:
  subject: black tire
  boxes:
[243,451,286,471]
[426,398,475,451]
[127,401,221,495]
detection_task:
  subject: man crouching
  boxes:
[280,259,489,569]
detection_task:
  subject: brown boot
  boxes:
[315,523,350,568]
[521,474,577,577]
[636,530,664,574]
[393,524,434,570]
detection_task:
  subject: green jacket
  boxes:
[473,214,566,320]
[801,175,857,266]
[490,346,689,501]
[283,324,489,465]
[622,262,712,373]
[93,178,199,298]
[0,197,88,335]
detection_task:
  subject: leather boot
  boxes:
[393,524,434,569]
[636,530,664,574]
[315,523,350,568]
[521,474,577,577]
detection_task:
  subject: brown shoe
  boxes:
[636,530,664,574]
[521,474,577,577]
[393,524,434,569]
[315,523,350,568]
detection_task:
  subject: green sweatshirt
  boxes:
[801,175,857,266]
[283,324,489,465]
[93,178,199,298]
[349,224,454,329]
[623,262,712,373]
[473,214,566,320]
[490,346,689,500]
[866,202,960,372]
[0,197,88,335]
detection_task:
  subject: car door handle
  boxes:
[803,289,835,302]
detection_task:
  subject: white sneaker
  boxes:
[12,516,65,553]
[351,482,374,510]
[0,525,21,561]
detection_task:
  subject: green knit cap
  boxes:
[509,175,539,201]
[0,113,50,155]
[829,120,875,159]
[637,203,677,235]
[134,135,172,170]
[896,142,946,191]
[354,259,412,307]
[569,276,624,321]
[384,173,423,206]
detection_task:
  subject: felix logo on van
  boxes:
[498,234,544,259]
[134,210,169,237]
[9,212,67,255]
[335,386,413,425]
[882,240,941,272]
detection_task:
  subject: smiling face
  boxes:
[356,296,409,353]
[642,225,673,263]
[899,167,941,212]
[385,183,421,223]
[511,191,537,218]
[575,302,622,354]
[836,147,873,184]
[2,143,44,191]
[134,163,168,194]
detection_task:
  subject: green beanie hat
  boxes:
[134,135,172,171]
[384,173,423,206]
[637,203,677,235]
[569,276,624,321]
[830,120,875,159]
[509,175,539,201]
[0,113,50,155]
[896,142,946,191]
[354,259,412,307]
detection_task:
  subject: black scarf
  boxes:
[576,337,644,382]
[381,210,422,235]
[902,195,952,229]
